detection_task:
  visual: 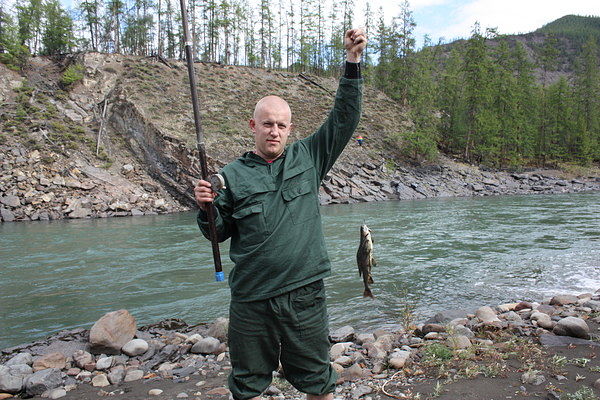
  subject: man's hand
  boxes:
[345,28,367,63]
[194,179,216,211]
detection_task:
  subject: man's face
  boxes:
[250,96,293,161]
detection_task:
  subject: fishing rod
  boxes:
[179,0,224,282]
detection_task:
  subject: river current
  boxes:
[1,192,599,349]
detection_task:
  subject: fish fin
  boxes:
[363,288,374,298]
[358,267,363,277]
[368,275,374,284]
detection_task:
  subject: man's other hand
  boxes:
[345,28,367,63]
[194,179,216,211]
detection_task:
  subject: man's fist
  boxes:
[194,179,217,211]
[345,28,367,63]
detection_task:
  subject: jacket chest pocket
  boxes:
[282,178,319,225]
[232,202,267,247]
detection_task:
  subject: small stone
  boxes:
[121,164,134,175]
[121,339,149,356]
[549,295,579,306]
[446,335,471,349]
[531,312,553,329]
[475,306,500,323]
[95,357,113,370]
[342,363,364,380]
[330,342,352,360]
[107,366,125,385]
[331,363,344,375]
[91,374,110,387]
[124,369,144,382]
[355,333,375,345]
[265,385,282,395]
[351,385,372,398]
[190,337,221,354]
[148,389,163,396]
[176,393,189,398]
[424,332,443,340]
[594,378,600,390]
[207,318,229,342]
[186,334,203,344]
[388,350,411,369]
[421,324,445,335]
[206,387,230,395]
[330,326,355,343]
[72,350,94,369]
[66,368,80,376]
[47,388,67,399]
[333,356,353,367]
[497,303,519,312]
[75,371,92,381]
[521,371,545,386]
[33,352,67,372]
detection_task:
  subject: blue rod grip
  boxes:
[215,271,225,282]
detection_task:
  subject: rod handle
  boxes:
[215,271,225,282]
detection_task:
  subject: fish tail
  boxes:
[363,288,374,298]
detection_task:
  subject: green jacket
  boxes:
[198,77,362,301]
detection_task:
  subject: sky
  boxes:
[358,0,600,47]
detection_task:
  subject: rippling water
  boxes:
[1,192,599,349]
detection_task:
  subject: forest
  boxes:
[0,0,599,168]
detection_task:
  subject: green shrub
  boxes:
[424,343,453,361]
[62,64,85,87]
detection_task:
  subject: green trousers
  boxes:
[228,279,337,400]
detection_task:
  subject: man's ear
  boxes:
[249,118,256,132]
[289,122,294,132]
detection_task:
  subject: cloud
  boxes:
[434,0,600,41]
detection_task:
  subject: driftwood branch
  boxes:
[298,73,334,96]
[96,98,108,156]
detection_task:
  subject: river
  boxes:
[1,192,599,349]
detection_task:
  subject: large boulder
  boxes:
[553,317,590,339]
[0,366,24,394]
[5,353,33,367]
[89,310,137,354]
[24,368,62,396]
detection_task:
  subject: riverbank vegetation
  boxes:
[0,0,599,169]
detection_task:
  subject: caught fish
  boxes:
[357,224,376,298]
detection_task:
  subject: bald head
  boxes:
[253,96,292,122]
[250,95,293,162]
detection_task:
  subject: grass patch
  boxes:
[561,387,599,400]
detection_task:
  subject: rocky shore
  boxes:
[1,290,599,400]
[2,141,599,223]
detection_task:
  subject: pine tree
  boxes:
[437,48,466,154]
[79,0,101,51]
[462,24,499,163]
[42,0,75,55]
[17,0,44,54]
[572,36,600,163]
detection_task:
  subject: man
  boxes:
[194,28,366,400]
